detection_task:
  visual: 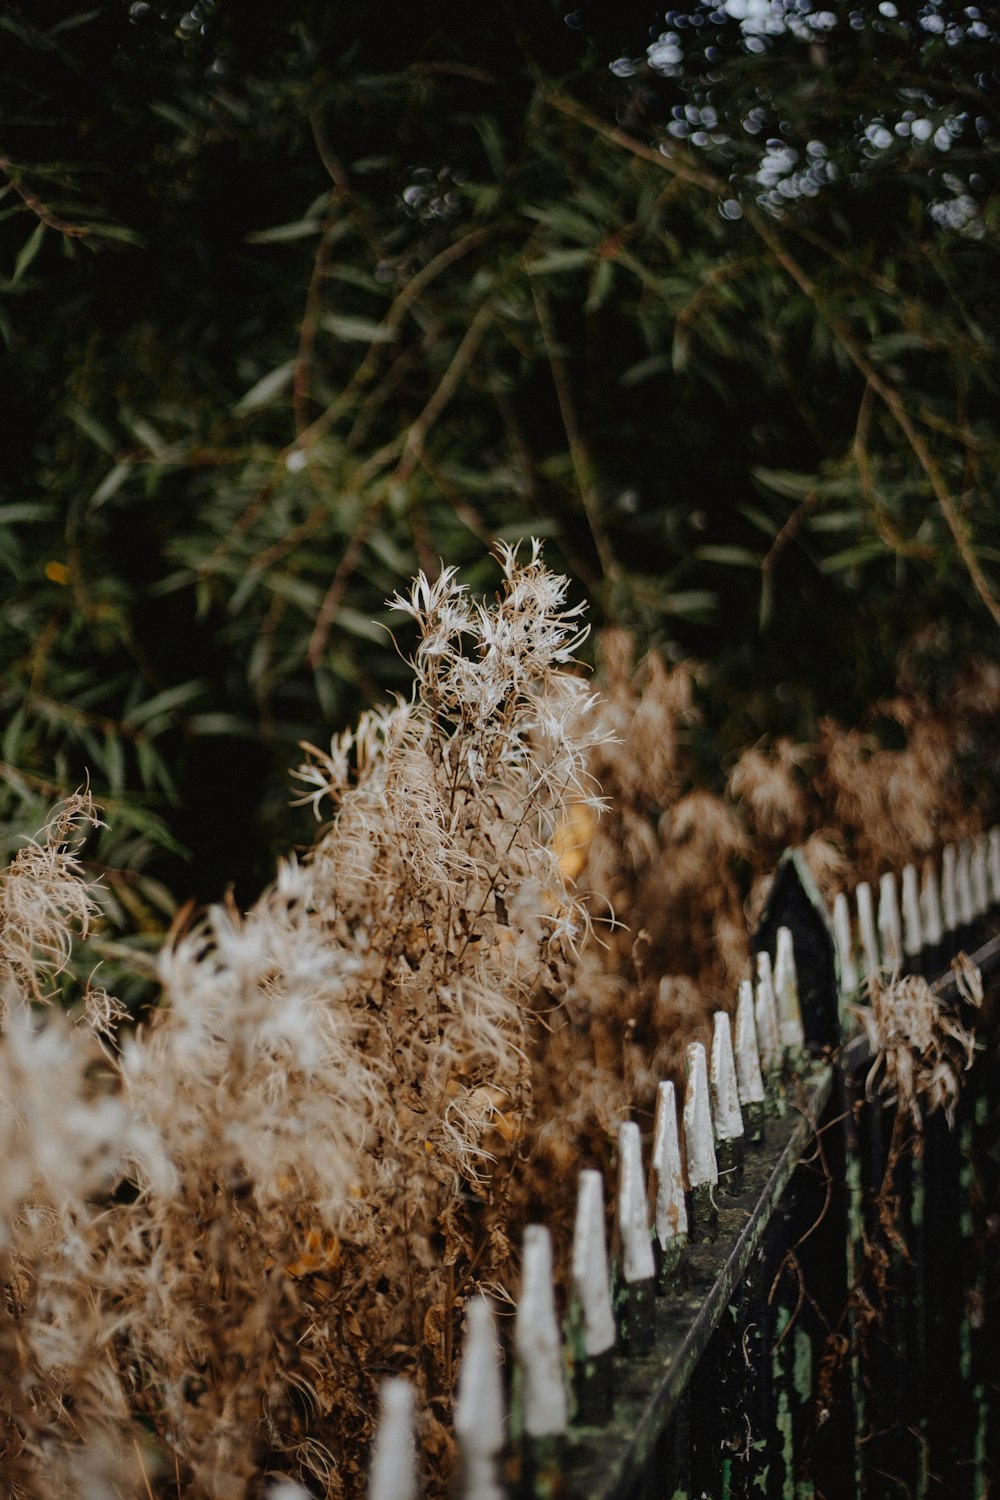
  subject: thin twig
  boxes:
[0,153,90,237]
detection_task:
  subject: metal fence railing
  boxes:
[369,838,1000,1500]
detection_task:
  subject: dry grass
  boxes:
[852,959,980,1127]
[0,545,609,1498]
[0,564,994,1498]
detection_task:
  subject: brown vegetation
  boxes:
[0,553,995,1498]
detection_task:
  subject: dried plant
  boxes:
[0,790,104,1015]
[727,738,809,850]
[519,632,751,1223]
[0,543,611,1499]
[0,566,992,1499]
[0,796,149,1496]
[851,963,979,1127]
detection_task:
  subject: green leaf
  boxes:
[335,606,388,643]
[2,704,27,763]
[90,463,130,509]
[660,589,719,617]
[522,204,599,243]
[869,332,930,358]
[695,545,761,567]
[738,504,779,536]
[245,219,325,244]
[187,713,256,736]
[526,248,593,275]
[0,502,54,524]
[103,729,125,793]
[12,221,45,284]
[752,468,816,501]
[474,117,506,178]
[126,681,205,730]
[320,312,394,343]
[618,354,670,388]
[808,509,865,533]
[84,221,143,247]
[65,402,116,455]
[46,10,102,36]
[233,359,295,416]
[819,542,887,572]
[268,573,322,610]
[585,257,614,314]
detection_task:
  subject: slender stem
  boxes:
[531,282,617,585]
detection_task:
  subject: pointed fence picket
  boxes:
[369,832,1000,1500]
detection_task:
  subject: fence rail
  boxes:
[369,838,1000,1500]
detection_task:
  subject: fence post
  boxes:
[878,870,903,971]
[902,863,923,960]
[856,880,880,987]
[569,1169,616,1423]
[454,1297,506,1500]
[753,849,840,1049]
[368,1377,417,1500]
[833,891,858,1012]
[683,1041,719,1241]
[652,1079,688,1288]
[615,1121,655,1352]
[711,1010,745,1194]
[942,843,959,939]
[734,979,765,1145]
[920,855,944,969]
[755,951,784,1118]
[513,1225,567,1497]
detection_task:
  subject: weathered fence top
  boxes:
[367,831,1000,1500]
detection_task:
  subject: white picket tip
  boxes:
[956,840,975,928]
[515,1227,568,1438]
[942,845,959,933]
[988,828,1000,906]
[856,881,880,981]
[734,980,765,1107]
[971,834,989,917]
[920,857,943,949]
[617,1121,655,1285]
[754,952,781,1074]
[369,1378,417,1500]
[877,872,903,970]
[901,864,922,958]
[521,1230,566,1440]
[571,1171,616,1357]
[683,1042,718,1190]
[455,1297,506,1460]
[833,892,858,997]
[652,1080,688,1247]
[710,1011,744,1142]
[774,927,805,1054]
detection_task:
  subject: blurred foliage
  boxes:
[1,0,999,951]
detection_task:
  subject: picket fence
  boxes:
[366,835,1000,1500]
